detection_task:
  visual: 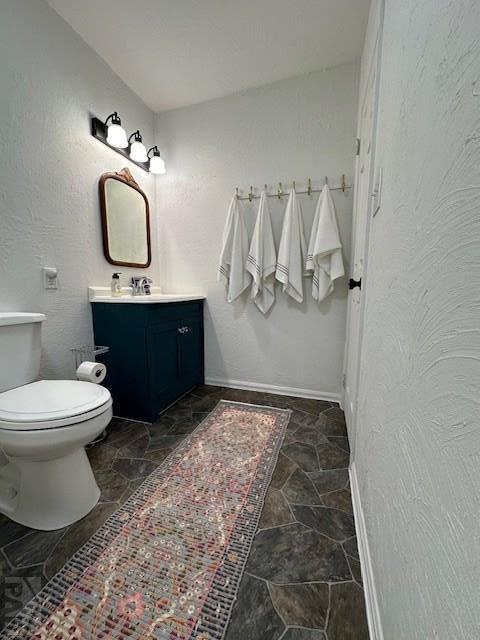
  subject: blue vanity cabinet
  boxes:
[91,300,204,422]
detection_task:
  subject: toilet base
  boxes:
[0,448,101,530]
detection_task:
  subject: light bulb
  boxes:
[105,112,128,148]
[106,123,128,148]
[149,153,166,175]
[130,141,148,162]
[128,131,148,162]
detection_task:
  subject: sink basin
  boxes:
[88,286,205,304]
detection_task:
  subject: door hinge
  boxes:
[348,278,362,290]
[355,138,361,156]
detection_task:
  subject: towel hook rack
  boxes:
[234,175,351,200]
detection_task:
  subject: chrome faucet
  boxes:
[130,276,152,296]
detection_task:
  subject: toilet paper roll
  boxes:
[76,361,106,384]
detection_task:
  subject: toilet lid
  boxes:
[0,380,111,423]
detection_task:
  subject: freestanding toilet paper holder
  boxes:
[71,345,110,447]
[71,345,109,371]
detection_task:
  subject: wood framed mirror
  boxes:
[99,168,152,267]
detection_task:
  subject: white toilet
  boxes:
[0,312,112,530]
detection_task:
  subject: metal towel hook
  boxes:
[236,187,239,200]
[307,178,312,196]
[249,185,254,202]
[341,174,346,192]
[278,182,283,199]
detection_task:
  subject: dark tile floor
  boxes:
[0,386,369,639]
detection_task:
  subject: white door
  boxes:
[342,10,383,451]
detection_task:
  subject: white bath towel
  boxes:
[246,191,277,314]
[306,184,344,302]
[217,195,251,302]
[275,188,307,303]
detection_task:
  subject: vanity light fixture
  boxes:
[147,146,166,175]
[105,112,128,148]
[128,131,148,163]
[91,113,162,173]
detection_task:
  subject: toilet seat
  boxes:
[0,380,112,431]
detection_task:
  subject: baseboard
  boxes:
[350,462,384,640]
[204,377,341,403]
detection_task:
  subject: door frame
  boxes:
[342,0,385,457]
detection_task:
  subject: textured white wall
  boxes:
[0,0,157,379]
[356,1,480,637]
[155,65,358,397]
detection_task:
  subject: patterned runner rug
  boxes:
[2,401,290,640]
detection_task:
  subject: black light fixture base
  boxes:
[91,117,150,172]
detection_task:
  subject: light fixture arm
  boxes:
[147,145,160,158]
[128,130,142,145]
[105,111,121,126]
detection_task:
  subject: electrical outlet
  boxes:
[43,267,58,290]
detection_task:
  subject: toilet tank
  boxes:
[0,312,46,392]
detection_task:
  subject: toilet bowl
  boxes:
[0,380,112,530]
[0,312,113,531]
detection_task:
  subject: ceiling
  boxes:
[47,0,370,112]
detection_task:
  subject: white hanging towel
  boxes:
[306,184,344,303]
[275,188,307,303]
[217,195,251,302]
[246,191,277,314]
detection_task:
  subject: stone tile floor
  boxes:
[0,385,369,639]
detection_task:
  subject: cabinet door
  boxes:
[178,318,204,393]
[92,303,150,421]
[147,321,181,418]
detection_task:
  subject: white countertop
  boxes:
[88,286,205,304]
